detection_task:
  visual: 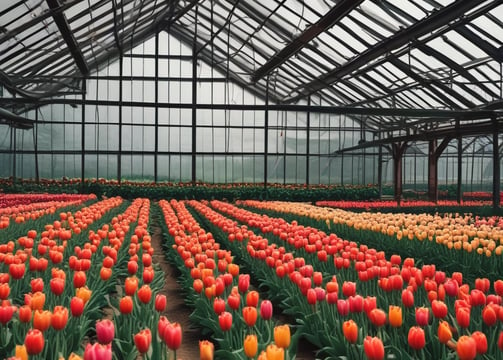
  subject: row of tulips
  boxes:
[0,196,161,359]
[157,199,294,359]
[0,193,95,205]
[315,200,492,209]
[0,194,96,230]
[189,200,503,359]
[239,200,503,281]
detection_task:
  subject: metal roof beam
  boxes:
[285,0,482,103]
[336,118,503,154]
[46,0,89,75]
[251,0,363,83]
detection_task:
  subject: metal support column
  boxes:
[154,31,159,182]
[34,109,39,183]
[306,96,310,186]
[428,139,438,203]
[457,120,462,203]
[118,54,123,183]
[191,6,198,185]
[378,140,383,198]
[11,126,16,180]
[81,79,86,187]
[493,117,500,210]
[264,76,269,190]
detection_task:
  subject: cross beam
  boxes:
[251,0,364,83]
[285,0,482,103]
[46,0,89,75]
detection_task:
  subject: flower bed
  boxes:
[188,199,503,359]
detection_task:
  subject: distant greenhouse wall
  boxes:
[0,31,501,189]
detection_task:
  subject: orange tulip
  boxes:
[266,343,284,360]
[388,305,402,328]
[437,321,452,344]
[242,306,258,327]
[199,340,214,360]
[15,345,28,360]
[30,292,45,311]
[125,276,139,296]
[274,324,291,349]
[33,310,51,332]
[342,319,358,344]
[76,286,92,305]
[243,334,258,358]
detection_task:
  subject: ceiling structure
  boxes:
[0,0,503,135]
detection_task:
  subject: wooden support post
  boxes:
[392,142,408,205]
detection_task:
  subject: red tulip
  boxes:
[368,308,386,327]
[307,288,317,305]
[51,306,68,331]
[50,277,65,296]
[238,274,250,293]
[337,299,349,316]
[482,304,498,326]
[498,331,503,351]
[18,305,32,323]
[342,281,356,297]
[227,293,240,311]
[431,300,447,319]
[30,278,44,293]
[471,331,487,355]
[260,300,273,320]
[96,319,115,344]
[155,294,167,312]
[313,271,323,286]
[73,271,87,288]
[0,304,16,325]
[475,278,490,293]
[401,289,414,308]
[219,311,232,331]
[143,267,154,284]
[470,289,486,306]
[70,296,85,317]
[0,283,10,301]
[444,279,459,297]
[9,263,25,280]
[456,306,470,328]
[24,329,44,355]
[193,279,203,293]
[137,284,152,304]
[415,307,429,327]
[134,328,152,354]
[349,295,363,313]
[127,260,138,275]
[408,326,425,350]
[363,296,377,314]
[456,335,476,360]
[164,322,182,350]
[363,336,385,360]
[125,276,139,296]
[213,298,226,315]
[84,343,112,360]
[494,280,503,297]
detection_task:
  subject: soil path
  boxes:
[151,225,204,360]
[151,224,318,360]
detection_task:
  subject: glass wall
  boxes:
[0,31,501,189]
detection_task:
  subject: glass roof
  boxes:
[0,0,502,132]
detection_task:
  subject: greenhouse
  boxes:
[0,1,503,359]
